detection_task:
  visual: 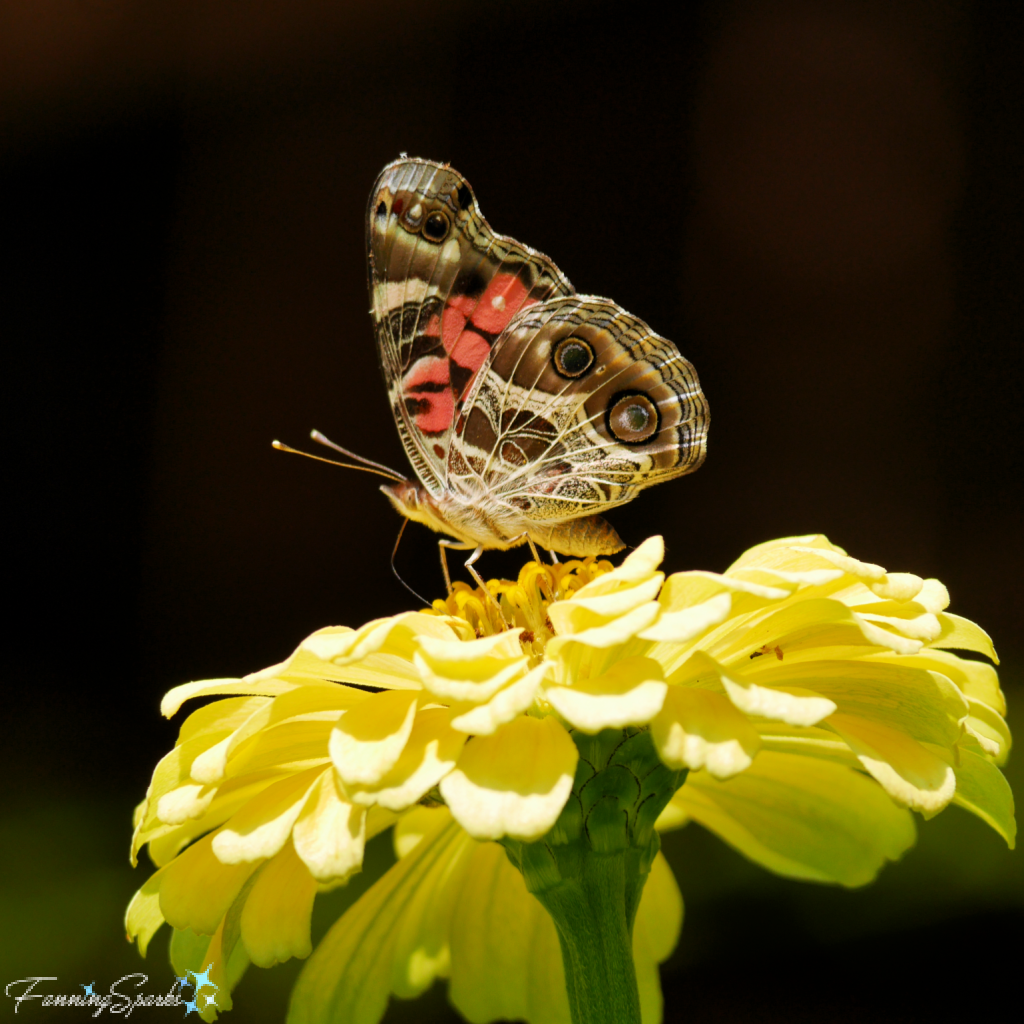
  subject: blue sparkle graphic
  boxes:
[81,982,95,997]
[187,964,219,1012]
[188,966,214,991]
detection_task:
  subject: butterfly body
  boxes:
[366,157,709,562]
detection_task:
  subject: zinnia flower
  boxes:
[127,535,1014,1024]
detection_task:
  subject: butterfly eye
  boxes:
[553,337,595,378]
[422,211,450,242]
[607,392,659,444]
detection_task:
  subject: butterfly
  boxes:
[283,158,709,591]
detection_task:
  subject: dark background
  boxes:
[3,1,1021,1021]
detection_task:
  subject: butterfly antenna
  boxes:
[390,518,431,606]
[271,439,406,483]
[310,430,408,481]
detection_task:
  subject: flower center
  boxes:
[428,555,615,653]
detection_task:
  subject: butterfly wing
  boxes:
[367,158,574,495]
[446,296,709,545]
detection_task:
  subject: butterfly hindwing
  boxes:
[367,159,574,495]
[447,296,709,535]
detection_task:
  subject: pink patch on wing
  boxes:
[469,273,534,333]
[449,330,490,374]
[404,355,449,389]
[441,309,468,352]
[402,355,455,433]
[413,389,454,433]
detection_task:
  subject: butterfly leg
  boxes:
[438,539,471,595]
[462,545,513,624]
[505,532,554,601]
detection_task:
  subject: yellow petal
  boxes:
[572,535,665,596]
[125,872,164,956]
[544,656,668,734]
[240,840,316,967]
[721,675,836,728]
[546,601,660,655]
[826,713,956,815]
[298,613,459,689]
[414,630,529,703]
[744,658,967,749]
[289,810,472,1024]
[330,690,419,788]
[789,545,887,581]
[633,852,684,1024]
[638,592,733,643]
[670,750,916,886]
[161,677,298,719]
[440,715,578,841]
[652,686,761,778]
[212,766,323,863]
[449,841,570,1024]
[932,612,999,663]
[552,573,664,624]
[450,664,546,736]
[952,746,1016,847]
[347,708,466,810]
[158,832,258,934]
[660,571,790,610]
[291,770,367,882]
[190,685,359,785]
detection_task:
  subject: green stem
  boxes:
[530,850,643,1024]
[503,728,687,1024]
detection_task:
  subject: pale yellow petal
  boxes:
[552,573,664,624]
[659,571,790,610]
[288,811,469,1024]
[125,873,165,956]
[743,658,967,749]
[952,746,1016,847]
[652,686,761,778]
[292,770,367,882]
[240,841,316,967]
[633,852,684,1024]
[158,832,258,934]
[722,675,836,727]
[161,677,299,719]
[440,715,578,841]
[450,664,546,736]
[414,633,529,704]
[544,656,667,733]
[546,601,660,655]
[347,708,466,810]
[190,685,358,785]
[330,689,419,788]
[670,750,916,886]
[449,840,570,1024]
[212,766,323,863]
[826,713,956,815]
[931,612,999,663]
[638,592,733,643]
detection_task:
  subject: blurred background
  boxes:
[3,0,1021,1020]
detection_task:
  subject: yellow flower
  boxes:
[127,535,1014,1023]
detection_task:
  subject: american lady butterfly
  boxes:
[284,158,709,590]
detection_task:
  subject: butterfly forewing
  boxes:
[448,297,709,522]
[367,159,574,496]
